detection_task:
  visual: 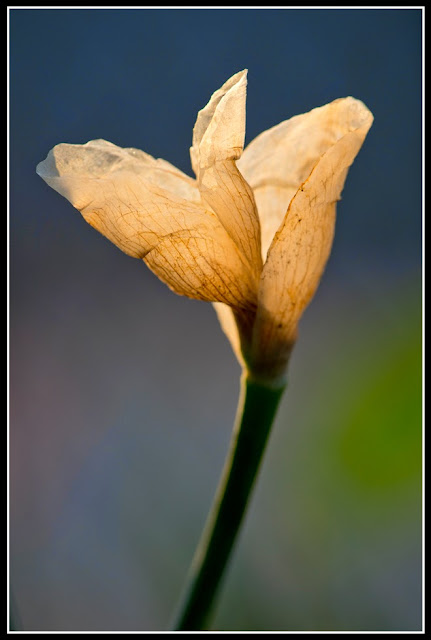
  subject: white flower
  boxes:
[37,70,373,382]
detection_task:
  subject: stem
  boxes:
[171,371,286,631]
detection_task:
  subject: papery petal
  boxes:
[212,302,245,366]
[190,70,247,173]
[251,98,373,379]
[38,139,202,202]
[191,71,262,278]
[37,140,257,310]
[238,97,373,261]
[199,160,263,276]
[211,302,257,368]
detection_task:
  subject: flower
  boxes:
[36,70,373,383]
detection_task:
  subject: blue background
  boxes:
[10,8,422,631]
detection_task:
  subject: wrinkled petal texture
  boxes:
[36,140,257,310]
[250,98,374,377]
[239,97,372,262]
[191,70,262,279]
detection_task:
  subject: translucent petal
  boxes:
[250,99,374,379]
[191,71,262,277]
[213,303,244,366]
[37,140,257,309]
[238,97,373,261]
[191,70,247,173]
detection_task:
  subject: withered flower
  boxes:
[37,70,373,383]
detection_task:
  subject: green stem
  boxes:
[171,371,286,631]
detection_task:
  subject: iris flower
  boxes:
[36,71,373,630]
[36,70,373,383]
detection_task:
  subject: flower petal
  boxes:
[238,97,373,261]
[37,138,202,202]
[190,70,247,172]
[250,98,373,379]
[37,140,257,310]
[191,71,262,278]
[211,302,257,368]
[212,303,244,366]
[198,160,263,276]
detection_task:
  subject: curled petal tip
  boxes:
[191,69,248,172]
[36,148,59,179]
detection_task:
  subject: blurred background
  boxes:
[10,8,422,632]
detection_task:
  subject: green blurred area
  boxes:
[303,281,422,505]
[334,325,421,496]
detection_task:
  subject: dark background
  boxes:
[10,8,422,631]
